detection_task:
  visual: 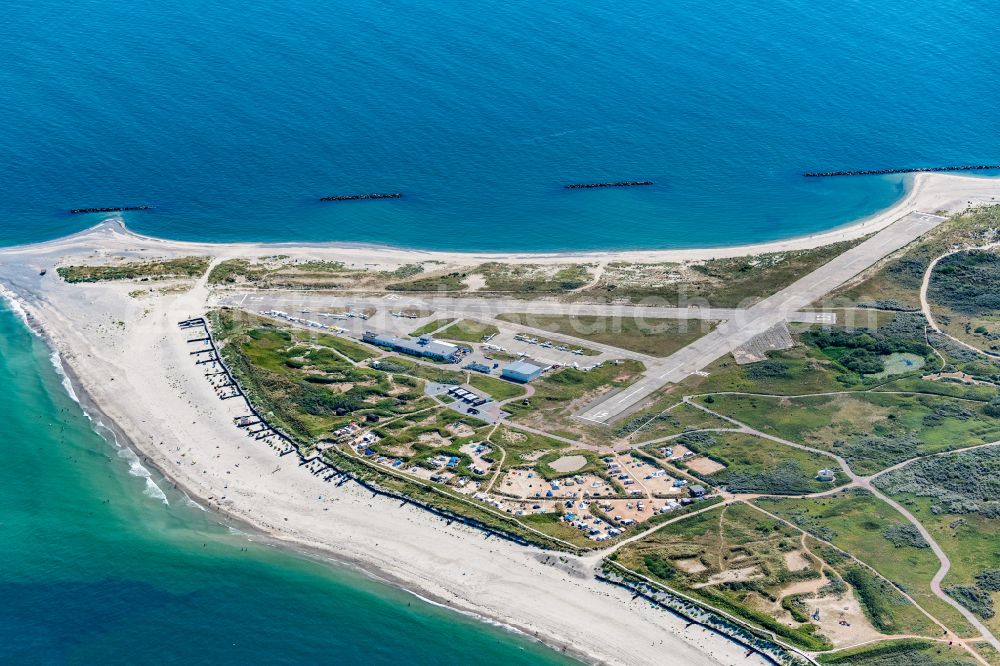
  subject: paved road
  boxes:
[576,211,947,424]
[216,291,833,325]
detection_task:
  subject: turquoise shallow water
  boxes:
[0,304,576,665]
[1,0,997,250]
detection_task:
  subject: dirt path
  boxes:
[688,394,1000,655]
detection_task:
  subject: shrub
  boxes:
[881,523,929,549]
[944,584,994,619]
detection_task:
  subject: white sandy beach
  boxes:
[6,172,1000,271]
[2,171,1000,665]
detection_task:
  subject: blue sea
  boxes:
[0,304,576,665]
[2,0,998,250]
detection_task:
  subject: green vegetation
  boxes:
[387,271,467,291]
[437,319,499,343]
[58,256,211,283]
[295,331,376,362]
[212,311,434,444]
[835,205,1000,310]
[490,426,568,469]
[504,360,645,441]
[495,313,716,357]
[369,355,465,384]
[478,263,591,292]
[755,490,967,636]
[614,502,835,650]
[703,392,1000,474]
[410,318,455,336]
[875,447,1000,629]
[467,374,526,401]
[674,431,843,494]
[207,257,422,290]
[535,450,604,480]
[588,238,864,306]
[930,250,1000,316]
[616,398,731,441]
[816,638,978,665]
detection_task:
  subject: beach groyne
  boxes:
[804,165,1000,178]
[319,193,402,202]
[69,205,152,214]
[564,181,653,189]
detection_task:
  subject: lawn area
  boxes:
[874,447,1000,633]
[675,431,844,494]
[467,373,526,401]
[700,392,1000,475]
[755,490,972,637]
[503,360,645,441]
[437,319,500,343]
[294,330,377,362]
[369,355,465,384]
[495,313,716,357]
[689,345,862,396]
[613,502,836,650]
[410,318,455,336]
[58,255,211,283]
[616,398,732,442]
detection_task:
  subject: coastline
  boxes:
[2,170,999,665]
[5,172,999,266]
[40,323,593,664]
[0,280,759,666]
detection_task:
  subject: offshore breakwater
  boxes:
[804,165,1000,178]
[70,205,153,214]
[320,193,403,201]
[564,181,653,189]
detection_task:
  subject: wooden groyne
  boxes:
[69,205,153,214]
[803,165,1000,178]
[564,180,653,189]
[319,193,402,202]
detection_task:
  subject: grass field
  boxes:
[613,502,836,650]
[616,398,732,442]
[675,431,844,494]
[756,490,972,636]
[875,447,1000,632]
[504,360,645,441]
[495,313,716,357]
[701,392,1000,474]
[437,319,500,342]
[58,256,211,283]
[294,331,377,362]
[410,318,455,336]
[467,373,527,401]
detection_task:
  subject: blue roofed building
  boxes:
[501,360,544,383]
[362,332,461,363]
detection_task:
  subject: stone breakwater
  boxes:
[69,205,153,214]
[804,165,1000,177]
[319,193,403,201]
[564,181,653,189]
